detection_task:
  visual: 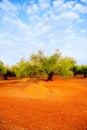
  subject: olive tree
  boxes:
[13,58,32,78]
[58,57,76,78]
[72,65,87,78]
[0,61,7,79]
[79,65,87,78]
[30,50,61,80]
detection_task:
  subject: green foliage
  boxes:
[71,65,80,76]
[58,57,76,78]
[29,49,61,80]
[30,50,45,79]
[0,61,7,76]
[30,50,44,66]
[13,58,32,78]
[39,50,61,80]
[71,65,87,77]
[79,65,87,77]
[0,49,87,80]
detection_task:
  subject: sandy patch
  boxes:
[21,83,52,99]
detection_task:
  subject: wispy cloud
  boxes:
[0,0,87,65]
[80,0,87,4]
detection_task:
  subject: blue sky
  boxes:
[0,0,87,65]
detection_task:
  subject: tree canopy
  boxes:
[0,50,87,80]
[0,61,7,78]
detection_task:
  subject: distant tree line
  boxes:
[0,50,87,80]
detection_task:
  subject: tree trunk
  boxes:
[3,74,8,80]
[84,73,86,78]
[46,72,54,81]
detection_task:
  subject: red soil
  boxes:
[0,78,87,130]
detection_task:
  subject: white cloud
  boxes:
[0,0,18,15]
[80,29,86,33]
[74,3,87,13]
[39,0,50,9]
[27,4,40,14]
[53,0,63,7]
[60,11,79,21]
[0,0,87,65]
[80,0,87,4]
[76,18,84,23]
[62,1,73,10]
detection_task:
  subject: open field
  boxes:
[0,78,87,130]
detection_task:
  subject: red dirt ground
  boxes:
[0,78,87,130]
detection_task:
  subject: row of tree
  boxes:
[0,50,87,80]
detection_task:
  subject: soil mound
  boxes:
[22,83,51,98]
[20,78,29,82]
